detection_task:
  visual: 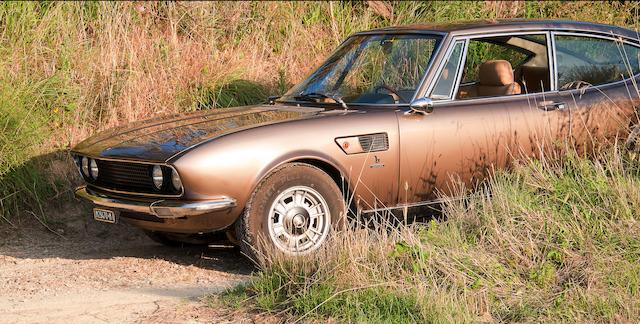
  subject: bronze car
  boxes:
[72,20,640,258]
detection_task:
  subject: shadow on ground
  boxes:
[0,149,253,276]
[0,198,254,276]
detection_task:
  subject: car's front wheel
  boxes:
[236,163,345,262]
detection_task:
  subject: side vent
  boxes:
[359,133,389,152]
[335,133,389,154]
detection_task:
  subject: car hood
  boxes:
[72,105,322,162]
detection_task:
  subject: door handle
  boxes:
[538,101,567,111]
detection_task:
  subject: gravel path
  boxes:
[0,203,255,323]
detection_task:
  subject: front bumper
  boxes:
[74,186,237,219]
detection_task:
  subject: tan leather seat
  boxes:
[515,65,550,93]
[477,60,521,97]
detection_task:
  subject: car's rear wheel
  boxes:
[235,163,345,262]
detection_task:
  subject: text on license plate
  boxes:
[94,208,117,223]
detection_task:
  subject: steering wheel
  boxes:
[374,85,408,103]
[560,80,592,91]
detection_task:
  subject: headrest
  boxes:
[479,60,514,86]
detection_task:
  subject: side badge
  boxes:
[370,155,384,169]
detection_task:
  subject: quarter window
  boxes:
[431,41,465,99]
[555,35,640,89]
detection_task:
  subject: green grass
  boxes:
[1,1,639,222]
[217,148,640,322]
[192,79,268,110]
[2,1,640,320]
[219,278,422,323]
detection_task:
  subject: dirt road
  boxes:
[0,203,255,323]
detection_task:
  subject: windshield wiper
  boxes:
[294,92,349,110]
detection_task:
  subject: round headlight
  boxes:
[89,159,99,179]
[81,157,89,177]
[171,168,182,191]
[152,165,164,190]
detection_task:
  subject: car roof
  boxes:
[356,19,640,41]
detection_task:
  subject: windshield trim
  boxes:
[276,32,446,107]
[276,100,411,109]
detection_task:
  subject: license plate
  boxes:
[94,208,117,224]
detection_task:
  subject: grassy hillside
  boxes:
[1,1,639,222]
[1,1,639,321]
[217,149,640,322]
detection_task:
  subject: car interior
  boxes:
[454,34,551,99]
[554,35,640,89]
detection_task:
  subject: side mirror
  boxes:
[268,96,281,105]
[409,98,434,114]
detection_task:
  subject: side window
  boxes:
[462,42,528,84]
[455,34,550,99]
[431,41,465,99]
[555,35,640,89]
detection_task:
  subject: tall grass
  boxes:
[218,148,640,322]
[0,1,639,220]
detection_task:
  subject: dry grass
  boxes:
[2,1,640,321]
[221,148,640,322]
[1,1,640,220]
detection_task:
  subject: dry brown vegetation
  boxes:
[1,1,639,219]
[2,2,640,321]
[221,149,640,322]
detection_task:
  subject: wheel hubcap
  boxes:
[267,186,331,254]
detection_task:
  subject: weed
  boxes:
[221,147,640,322]
[2,1,639,223]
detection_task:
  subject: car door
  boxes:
[396,32,566,205]
[549,32,640,152]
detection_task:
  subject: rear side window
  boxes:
[555,35,640,89]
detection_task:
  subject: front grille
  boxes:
[358,133,389,152]
[95,160,155,193]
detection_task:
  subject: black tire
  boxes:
[143,230,228,247]
[235,163,345,263]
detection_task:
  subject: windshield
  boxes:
[279,34,442,105]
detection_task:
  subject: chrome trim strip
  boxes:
[552,31,640,47]
[75,186,236,219]
[546,31,556,91]
[86,184,182,199]
[453,30,556,41]
[430,89,553,106]
[69,153,170,165]
[451,27,640,43]
[450,39,469,100]
[361,196,462,214]
[354,30,449,37]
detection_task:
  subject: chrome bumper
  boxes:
[75,186,237,219]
